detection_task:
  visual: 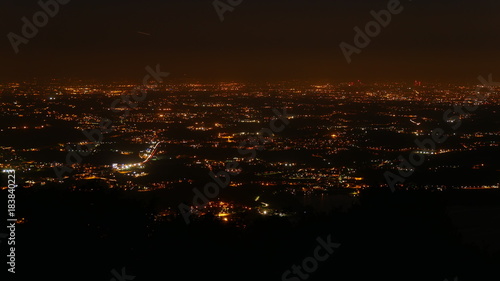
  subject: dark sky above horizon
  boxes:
[1,0,499,83]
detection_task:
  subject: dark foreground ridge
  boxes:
[3,185,499,281]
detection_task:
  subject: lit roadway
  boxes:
[113,141,162,170]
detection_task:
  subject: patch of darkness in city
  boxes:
[0,0,499,281]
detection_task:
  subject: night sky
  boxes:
[1,0,500,82]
